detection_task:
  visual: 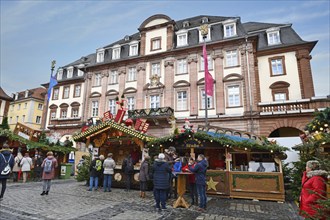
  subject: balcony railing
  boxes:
[258,97,330,115]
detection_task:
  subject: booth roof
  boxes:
[206,131,254,142]
[72,119,154,142]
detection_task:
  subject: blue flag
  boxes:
[47,74,58,100]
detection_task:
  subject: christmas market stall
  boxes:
[72,110,154,189]
[147,122,288,202]
[0,124,76,179]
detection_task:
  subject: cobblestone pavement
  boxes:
[0,179,302,220]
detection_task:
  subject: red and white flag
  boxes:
[203,44,214,97]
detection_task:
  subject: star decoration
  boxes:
[207,177,219,191]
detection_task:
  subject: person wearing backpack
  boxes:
[88,155,102,191]
[122,154,134,191]
[40,151,58,196]
[20,152,32,183]
[0,145,15,201]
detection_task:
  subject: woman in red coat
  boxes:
[299,160,328,219]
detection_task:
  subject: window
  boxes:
[151,37,161,51]
[36,116,41,124]
[109,99,116,114]
[127,97,135,110]
[63,86,70,99]
[97,49,105,63]
[57,69,63,80]
[177,59,187,74]
[199,27,211,42]
[17,104,21,110]
[151,63,161,76]
[226,50,238,67]
[274,93,286,101]
[201,90,212,109]
[267,31,281,45]
[72,109,79,118]
[224,23,236,38]
[269,57,285,76]
[52,88,59,100]
[74,85,81,97]
[183,21,189,28]
[51,111,56,119]
[77,69,84,77]
[61,110,67,119]
[129,43,138,56]
[127,67,136,81]
[177,33,188,47]
[200,55,213,71]
[67,67,73,78]
[38,103,43,110]
[177,91,187,110]
[95,73,102,86]
[150,95,160,108]
[109,70,118,84]
[24,103,27,109]
[22,115,25,122]
[227,85,241,107]
[9,117,12,124]
[201,17,208,23]
[16,116,19,123]
[91,101,99,117]
[10,105,13,111]
[112,47,120,60]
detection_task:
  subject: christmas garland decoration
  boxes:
[0,128,75,154]
[206,171,226,178]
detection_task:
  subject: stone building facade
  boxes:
[51,14,329,139]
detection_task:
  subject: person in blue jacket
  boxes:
[189,154,208,211]
[152,153,171,211]
[0,145,15,201]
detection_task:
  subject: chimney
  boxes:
[25,90,29,98]
[15,92,19,100]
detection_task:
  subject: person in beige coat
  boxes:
[12,152,23,182]
[20,153,32,183]
[40,151,58,195]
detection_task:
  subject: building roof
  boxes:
[0,87,13,101]
[13,87,46,102]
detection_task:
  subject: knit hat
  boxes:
[158,153,165,159]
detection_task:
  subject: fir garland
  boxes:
[0,128,76,154]
[206,171,226,178]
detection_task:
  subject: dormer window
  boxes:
[183,21,189,28]
[267,28,281,45]
[57,68,63,80]
[124,35,130,41]
[201,17,208,24]
[199,26,211,42]
[223,19,237,38]
[77,64,84,76]
[176,30,188,47]
[25,90,29,98]
[67,66,73,78]
[96,48,105,63]
[129,41,139,56]
[112,45,121,60]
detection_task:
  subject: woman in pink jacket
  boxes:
[40,151,58,196]
[299,160,328,219]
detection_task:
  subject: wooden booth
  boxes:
[148,125,287,202]
[72,119,154,189]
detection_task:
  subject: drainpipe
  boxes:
[245,37,254,133]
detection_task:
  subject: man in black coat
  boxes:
[152,153,171,211]
[0,146,15,201]
[122,154,134,191]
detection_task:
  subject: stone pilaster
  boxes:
[188,54,198,116]
[164,58,175,107]
[212,50,225,115]
[136,63,146,109]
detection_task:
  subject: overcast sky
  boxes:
[1,0,329,97]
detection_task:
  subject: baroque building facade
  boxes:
[48,14,329,139]
[0,87,13,125]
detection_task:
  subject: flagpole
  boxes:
[203,37,208,130]
[201,24,209,130]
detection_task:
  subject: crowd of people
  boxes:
[0,145,328,218]
[0,144,58,200]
